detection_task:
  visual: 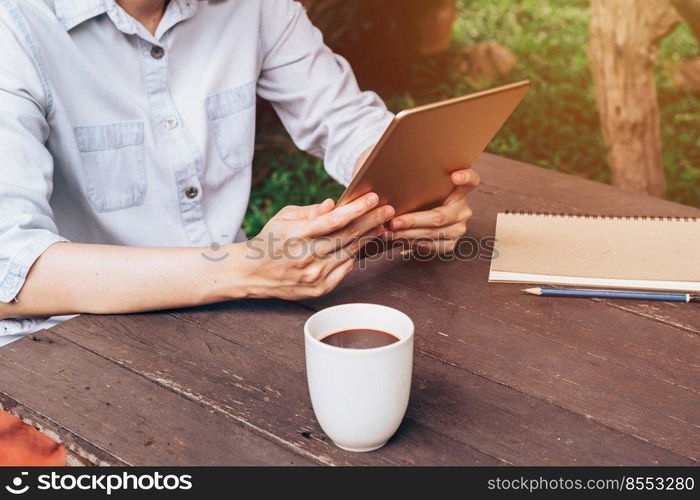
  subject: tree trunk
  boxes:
[588,0,680,197]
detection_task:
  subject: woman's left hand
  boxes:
[383,168,480,255]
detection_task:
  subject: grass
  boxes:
[244,0,700,235]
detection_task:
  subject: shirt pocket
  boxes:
[74,121,146,213]
[206,81,257,173]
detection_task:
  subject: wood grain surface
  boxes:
[1,154,697,465]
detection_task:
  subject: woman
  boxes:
[0,0,479,340]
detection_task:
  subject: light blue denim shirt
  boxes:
[0,0,393,339]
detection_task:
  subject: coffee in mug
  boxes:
[320,329,399,349]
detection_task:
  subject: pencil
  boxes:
[523,287,699,303]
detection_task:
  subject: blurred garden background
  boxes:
[244,0,700,235]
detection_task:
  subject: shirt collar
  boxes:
[54,0,204,32]
[54,0,107,31]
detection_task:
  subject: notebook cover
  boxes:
[489,212,700,292]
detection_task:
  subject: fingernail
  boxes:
[392,219,403,230]
[384,206,395,219]
[366,193,379,207]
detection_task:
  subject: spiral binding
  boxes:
[503,210,699,222]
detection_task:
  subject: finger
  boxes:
[279,198,335,220]
[443,185,469,206]
[317,224,384,267]
[321,260,355,294]
[450,168,480,188]
[442,186,475,220]
[313,205,394,256]
[302,198,335,219]
[314,198,336,217]
[389,203,461,231]
[304,192,379,238]
[345,224,386,260]
[303,260,355,297]
[385,221,467,241]
[444,171,479,205]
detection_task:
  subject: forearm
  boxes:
[0,241,248,320]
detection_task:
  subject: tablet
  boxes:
[337,80,530,215]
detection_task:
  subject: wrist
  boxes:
[201,242,255,302]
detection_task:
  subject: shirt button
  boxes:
[150,45,165,59]
[164,116,178,129]
[185,186,199,199]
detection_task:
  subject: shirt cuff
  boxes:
[0,231,67,303]
[1,317,50,337]
[0,315,77,342]
[335,113,394,187]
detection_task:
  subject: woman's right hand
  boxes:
[237,193,394,300]
[1,192,392,319]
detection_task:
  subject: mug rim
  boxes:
[304,303,414,355]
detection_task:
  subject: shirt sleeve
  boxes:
[0,11,67,305]
[257,0,394,186]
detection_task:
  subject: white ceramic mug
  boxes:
[304,303,414,452]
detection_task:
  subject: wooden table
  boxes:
[1,153,698,466]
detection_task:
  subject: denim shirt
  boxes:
[0,0,393,338]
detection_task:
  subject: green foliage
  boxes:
[657,21,700,208]
[452,0,699,197]
[244,0,699,236]
[452,0,608,181]
[244,151,344,235]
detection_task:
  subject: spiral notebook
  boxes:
[489,212,700,292]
